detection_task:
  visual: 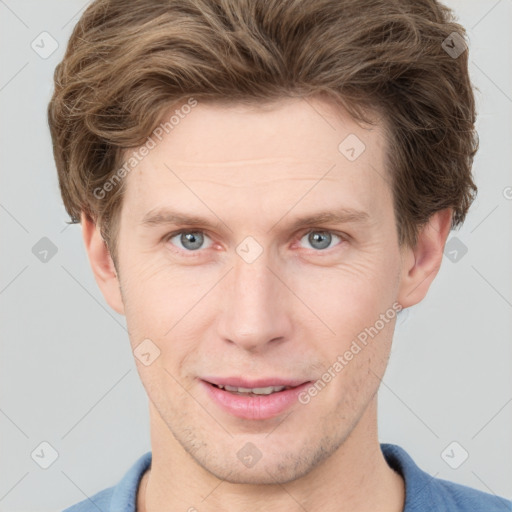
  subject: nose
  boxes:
[216,248,293,352]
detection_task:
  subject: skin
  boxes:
[81,96,452,512]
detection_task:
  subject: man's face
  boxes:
[115,97,405,483]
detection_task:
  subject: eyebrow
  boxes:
[140,207,370,231]
[278,208,370,231]
[141,208,225,229]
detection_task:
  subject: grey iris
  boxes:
[181,232,204,250]
[308,231,331,250]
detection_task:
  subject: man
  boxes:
[48,0,511,511]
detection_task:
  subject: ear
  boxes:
[80,212,125,315]
[397,208,452,309]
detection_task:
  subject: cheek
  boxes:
[291,255,399,338]
[317,312,396,422]
[119,258,213,373]
[119,258,184,342]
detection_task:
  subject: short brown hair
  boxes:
[48,0,478,264]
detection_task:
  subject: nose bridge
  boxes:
[217,242,291,351]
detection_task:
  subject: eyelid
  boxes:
[164,228,211,238]
[297,227,348,238]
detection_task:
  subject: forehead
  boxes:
[121,97,390,220]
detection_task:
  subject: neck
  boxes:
[137,398,404,512]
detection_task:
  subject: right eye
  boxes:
[165,230,214,253]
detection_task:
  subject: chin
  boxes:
[183,432,342,486]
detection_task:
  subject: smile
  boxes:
[200,377,312,420]
[212,384,290,395]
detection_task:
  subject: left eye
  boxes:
[167,231,213,251]
[299,231,343,251]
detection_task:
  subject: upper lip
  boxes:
[202,377,311,388]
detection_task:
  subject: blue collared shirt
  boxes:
[63,443,511,511]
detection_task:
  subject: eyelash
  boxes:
[163,228,347,255]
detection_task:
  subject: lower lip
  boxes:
[200,380,312,420]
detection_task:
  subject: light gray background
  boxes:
[0,1,511,511]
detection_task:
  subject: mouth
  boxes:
[200,377,312,420]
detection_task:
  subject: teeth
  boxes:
[219,385,287,395]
